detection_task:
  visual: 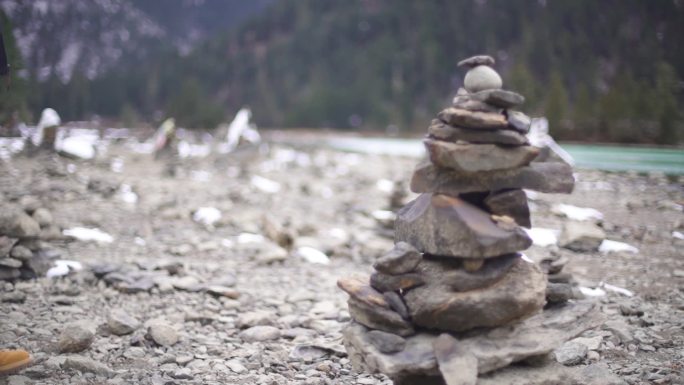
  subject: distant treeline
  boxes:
[2,0,683,144]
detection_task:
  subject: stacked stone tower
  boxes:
[338,55,602,384]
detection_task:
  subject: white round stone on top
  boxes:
[464,65,502,93]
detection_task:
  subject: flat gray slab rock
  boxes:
[424,139,539,173]
[438,108,508,130]
[404,259,546,332]
[428,120,529,146]
[411,161,575,195]
[471,89,525,109]
[395,194,532,258]
[343,301,603,380]
[458,55,495,68]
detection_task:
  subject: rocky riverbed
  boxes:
[0,137,683,385]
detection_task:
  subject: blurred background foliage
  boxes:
[1,0,683,144]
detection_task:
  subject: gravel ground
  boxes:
[0,137,683,385]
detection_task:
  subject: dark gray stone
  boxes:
[410,161,575,195]
[373,242,422,275]
[507,110,531,133]
[546,283,584,304]
[452,98,502,113]
[484,189,531,228]
[367,330,407,353]
[470,89,525,109]
[383,291,410,320]
[438,108,508,130]
[339,276,415,336]
[0,267,21,280]
[424,139,539,173]
[404,259,546,332]
[428,120,529,146]
[457,55,495,68]
[348,298,415,337]
[395,194,532,259]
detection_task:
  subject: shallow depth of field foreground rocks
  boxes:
[0,135,683,385]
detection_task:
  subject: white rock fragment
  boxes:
[376,179,395,193]
[296,246,330,265]
[57,136,96,159]
[551,204,603,221]
[237,233,265,244]
[118,184,138,204]
[601,282,634,297]
[673,231,684,240]
[192,207,222,227]
[524,227,559,247]
[251,175,281,194]
[46,260,83,278]
[598,240,638,254]
[63,227,114,243]
[579,286,606,297]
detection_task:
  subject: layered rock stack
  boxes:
[0,203,61,280]
[339,56,602,384]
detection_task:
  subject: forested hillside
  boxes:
[3,0,683,144]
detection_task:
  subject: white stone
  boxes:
[464,65,502,92]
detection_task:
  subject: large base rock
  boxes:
[395,194,531,259]
[404,258,546,332]
[411,161,575,195]
[343,300,604,380]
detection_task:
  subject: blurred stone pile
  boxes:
[0,199,62,280]
[338,55,603,384]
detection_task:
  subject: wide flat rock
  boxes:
[343,300,603,379]
[404,258,546,332]
[411,161,575,195]
[395,194,531,258]
[424,139,539,172]
[470,89,525,109]
[438,108,508,130]
[428,120,529,146]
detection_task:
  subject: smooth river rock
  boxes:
[428,120,529,146]
[403,258,546,332]
[424,139,539,173]
[410,161,575,195]
[395,194,531,259]
[464,66,502,93]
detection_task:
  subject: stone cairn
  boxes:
[1,202,61,281]
[338,55,603,384]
